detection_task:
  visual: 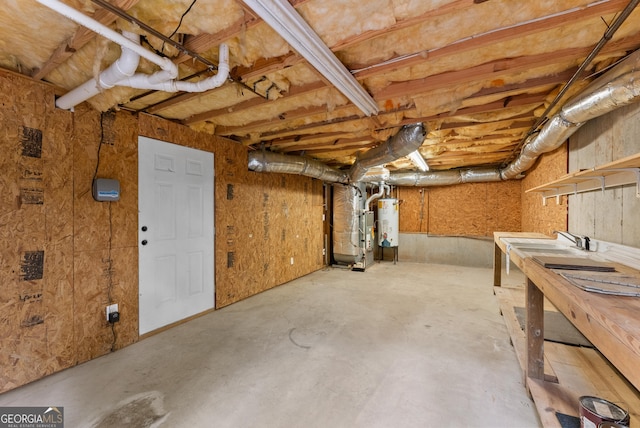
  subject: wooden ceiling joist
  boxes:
[352,0,629,79]
[235,89,546,146]
[181,80,326,124]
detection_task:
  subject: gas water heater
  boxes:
[377,198,399,248]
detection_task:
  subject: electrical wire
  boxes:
[162,0,198,54]
[92,112,105,183]
[168,0,197,40]
[95,112,117,352]
[108,201,117,352]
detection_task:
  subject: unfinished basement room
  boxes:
[2,0,640,427]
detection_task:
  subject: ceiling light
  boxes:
[407,150,429,171]
[243,0,379,116]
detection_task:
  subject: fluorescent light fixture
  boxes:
[407,150,429,171]
[243,0,379,116]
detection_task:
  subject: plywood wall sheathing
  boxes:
[398,188,429,233]
[521,144,568,235]
[73,106,139,362]
[403,181,522,237]
[1,69,325,392]
[0,72,75,392]
[140,114,323,307]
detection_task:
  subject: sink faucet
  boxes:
[553,230,590,251]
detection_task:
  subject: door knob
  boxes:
[141,239,148,245]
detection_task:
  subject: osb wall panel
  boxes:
[429,184,486,235]
[398,187,429,233]
[139,116,324,308]
[216,169,324,308]
[427,181,522,236]
[1,73,325,392]
[73,106,139,363]
[0,71,75,392]
[521,144,568,235]
[216,171,266,307]
[485,180,522,233]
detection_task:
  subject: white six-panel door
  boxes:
[138,137,214,335]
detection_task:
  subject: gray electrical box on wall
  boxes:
[92,178,120,201]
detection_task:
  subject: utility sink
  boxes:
[510,246,576,255]
[500,238,581,256]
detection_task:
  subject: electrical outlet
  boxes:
[106,303,120,323]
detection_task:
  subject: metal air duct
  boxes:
[348,123,426,183]
[383,168,503,186]
[247,51,640,187]
[333,184,366,265]
[501,63,640,180]
[248,151,348,183]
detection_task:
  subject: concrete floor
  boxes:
[0,262,539,427]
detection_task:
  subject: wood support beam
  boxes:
[526,278,545,381]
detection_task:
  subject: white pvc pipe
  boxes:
[56,31,141,110]
[36,0,176,75]
[365,183,386,210]
[38,0,230,109]
[118,44,230,92]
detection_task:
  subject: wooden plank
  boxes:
[494,243,503,286]
[527,378,576,427]
[526,344,640,426]
[526,278,545,380]
[213,103,358,135]
[494,287,559,383]
[331,0,478,53]
[237,77,554,143]
[176,14,262,64]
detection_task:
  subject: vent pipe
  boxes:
[386,51,640,186]
[348,123,426,183]
[385,168,503,186]
[501,59,640,180]
[248,151,348,183]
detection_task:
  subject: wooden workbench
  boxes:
[523,258,640,392]
[493,232,640,424]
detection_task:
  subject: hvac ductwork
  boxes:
[248,151,348,183]
[385,168,503,186]
[247,50,640,187]
[348,123,426,183]
[500,54,640,180]
[389,51,640,185]
[333,184,365,265]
